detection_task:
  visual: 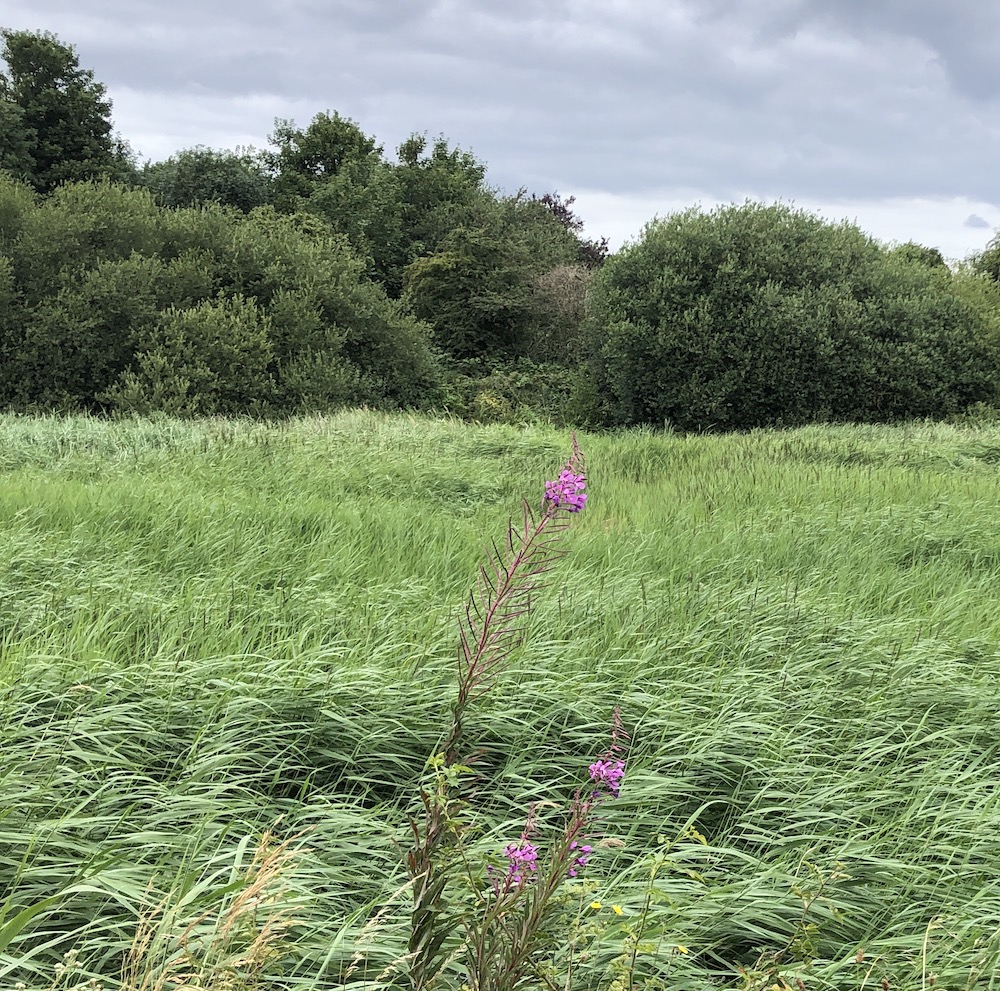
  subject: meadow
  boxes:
[3,411,1000,991]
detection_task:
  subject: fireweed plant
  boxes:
[405,438,628,991]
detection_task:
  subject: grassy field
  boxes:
[4,411,1000,991]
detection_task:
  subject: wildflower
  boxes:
[676,944,689,954]
[501,840,539,886]
[544,468,587,514]
[611,904,624,916]
[567,840,592,877]
[589,900,603,910]
[588,757,626,798]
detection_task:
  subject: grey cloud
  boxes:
[2,0,998,212]
[753,0,1000,100]
[964,214,991,228]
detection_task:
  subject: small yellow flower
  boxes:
[589,900,603,910]
[611,904,624,915]
[675,945,689,954]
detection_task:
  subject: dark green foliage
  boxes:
[0,96,34,182]
[10,180,165,297]
[0,173,35,251]
[139,146,273,212]
[304,157,409,295]
[304,133,496,298]
[0,175,441,415]
[218,206,440,410]
[105,295,274,415]
[973,231,1000,283]
[582,203,1000,431]
[394,135,489,257]
[259,120,603,377]
[439,359,577,424]
[267,112,381,212]
[0,29,132,193]
[404,194,580,362]
[3,252,213,408]
[0,181,176,406]
[890,241,948,271]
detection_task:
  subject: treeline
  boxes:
[3,27,1000,429]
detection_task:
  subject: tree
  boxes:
[267,112,381,211]
[394,134,489,261]
[404,192,579,362]
[139,146,273,212]
[304,156,408,294]
[0,29,132,193]
[890,241,948,271]
[0,96,34,181]
[532,192,609,268]
[973,231,1000,283]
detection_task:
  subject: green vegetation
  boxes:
[8,29,1000,430]
[0,29,133,192]
[0,180,440,413]
[4,413,1000,990]
[581,203,1000,430]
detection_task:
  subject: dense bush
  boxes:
[581,203,1000,431]
[404,194,581,363]
[105,295,274,415]
[0,176,441,415]
[139,146,273,213]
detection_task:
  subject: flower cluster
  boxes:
[502,840,539,886]
[567,840,592,878]
[588,757,626,798]
[485,838,539,897]
[544,468,587,514]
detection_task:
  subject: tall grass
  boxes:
[3,412,1000,989]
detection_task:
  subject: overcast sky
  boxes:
[3,0,999,260]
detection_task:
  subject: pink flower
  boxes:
[544,469,587,513]
[502,840,539,886]
[567,840,592,877]
[589,757,625,798]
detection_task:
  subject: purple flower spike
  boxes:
[567,840,593,877]
[501,840,539,888]
[588,758,626,798]
[544,468,587,514]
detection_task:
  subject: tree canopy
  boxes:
[0,29,133,193]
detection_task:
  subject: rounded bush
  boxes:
[582,202,999,431]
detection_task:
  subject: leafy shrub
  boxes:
[104,295,273,416]
[0,176,441,415]
[221,207,441,410]
[404,195,580,363]
[581,202,1000,431]
[139,146,273,212]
